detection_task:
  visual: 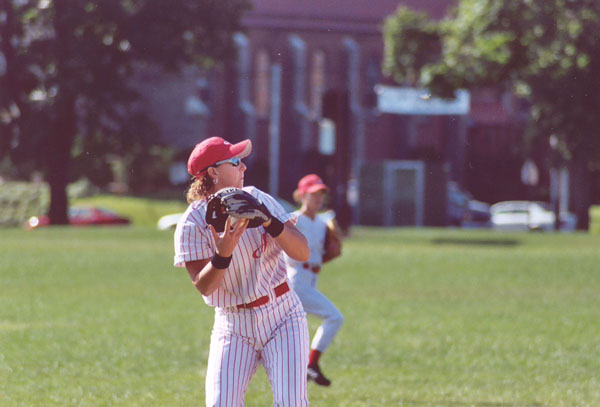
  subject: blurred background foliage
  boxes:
[0,0,250,224]
[0,179,188,228]
[384,0,600,229]
[2,0,600,230]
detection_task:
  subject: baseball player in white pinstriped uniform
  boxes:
[174,137,311,407]
[285,174,344,387]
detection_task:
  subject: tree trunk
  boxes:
[47,0,76,225]
[47,165,69,225]
[569,159,591,231]
[46,95,76,225]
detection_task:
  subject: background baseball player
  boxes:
[285,174,344,387]
[174,136,311,406]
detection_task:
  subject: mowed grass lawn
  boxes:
[1,226,599,407]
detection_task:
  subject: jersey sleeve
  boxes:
[249,187,295,224]
[173,208,214,267]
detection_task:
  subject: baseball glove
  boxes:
[323,218,342,263]
[206,187,271,233]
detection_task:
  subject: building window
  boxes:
[318,118,335,155]
[310,51,326,119]
[255,50,270,117]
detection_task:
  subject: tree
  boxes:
[383,0,600,229]
[0,0,250,224]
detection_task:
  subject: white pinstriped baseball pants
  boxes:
[206,290,310,407]
[287,268,344,353]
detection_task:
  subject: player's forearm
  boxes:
[186,259,225,296]
[195,265,226,296]
[275,221,310,261]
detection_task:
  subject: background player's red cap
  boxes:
[187,137,252,178]
[297,174,329,195]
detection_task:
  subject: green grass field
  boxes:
[1,226,599,407]
[73,195,188,227]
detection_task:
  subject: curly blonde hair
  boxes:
[186,174,214,203]
[292,189,303,204]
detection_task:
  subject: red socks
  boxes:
[308,349,322,367]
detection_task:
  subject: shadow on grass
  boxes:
[401,399,546,407]
[431,238,521,247]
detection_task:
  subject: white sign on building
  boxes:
[375,85,470,115]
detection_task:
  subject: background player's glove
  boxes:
[206,188,272,233]
[323,218,343,263]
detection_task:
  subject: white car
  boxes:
[490,201,577,232]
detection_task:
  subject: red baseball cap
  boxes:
[297,174,329,195]
[187,137,252,177]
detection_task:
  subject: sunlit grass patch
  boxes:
[1,227,599,406]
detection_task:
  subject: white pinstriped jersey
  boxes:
[174,186,295,308]
[285,211,327,270]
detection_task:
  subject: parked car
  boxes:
[490,201,577,232]
[25,206,130,229]
[157,196,298,230]
[447,182,491,228]
[463,199,492,228]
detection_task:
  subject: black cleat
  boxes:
[307,365,331,387]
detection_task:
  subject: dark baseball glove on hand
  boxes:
[206,188,272,233]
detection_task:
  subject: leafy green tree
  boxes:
[0,0,249,224]
[384,0,600,229]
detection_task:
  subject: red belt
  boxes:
[302,263,321,274]
[236,282,290,309]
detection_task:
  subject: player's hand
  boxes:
[209,216,248,258]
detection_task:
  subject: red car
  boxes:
[26,206,130,229]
